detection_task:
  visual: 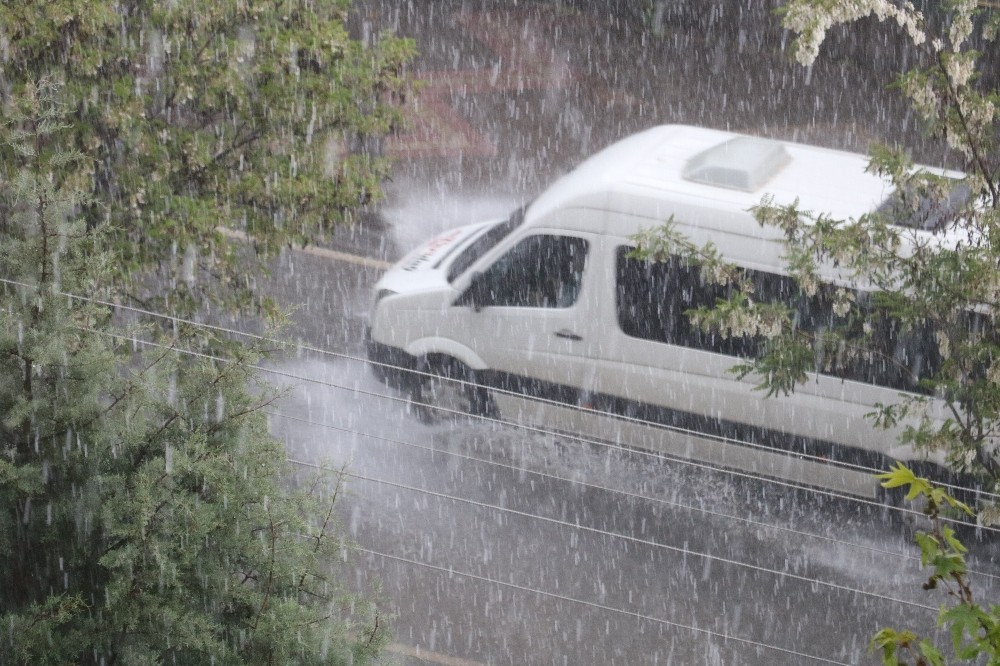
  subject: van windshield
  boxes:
[446,204,529,283]
[876,180,970,231]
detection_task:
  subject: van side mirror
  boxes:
[455,271,487,312]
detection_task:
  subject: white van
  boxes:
[367,124,952,495]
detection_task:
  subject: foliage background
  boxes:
[0,0,415,661]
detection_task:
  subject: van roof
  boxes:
[528,125,893,224]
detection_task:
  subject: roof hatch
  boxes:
[682,137,790,192]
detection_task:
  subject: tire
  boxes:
[410,356,498,424]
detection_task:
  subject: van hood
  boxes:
[377,220,495,293]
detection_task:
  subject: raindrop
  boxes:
[181,244,197,286]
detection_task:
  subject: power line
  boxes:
[357,547,856,666]
[86,325,1000,536]
[12,274,995,503]
[266,360,997,532]
[270,409,1000,584]
[288,457,940,614]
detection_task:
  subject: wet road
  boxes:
[250,2,1000,664]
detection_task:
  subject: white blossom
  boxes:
[783,0,926,66]
[948,0,977,48]
[936,330,951,360]
[987,360,1000,386]
[797,271,819,297]
[831,288,855,317]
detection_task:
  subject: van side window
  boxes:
[615,249,758,357]
[475,235,588,308]
[615,246,941,392]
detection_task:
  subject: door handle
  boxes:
[554,329,583,341]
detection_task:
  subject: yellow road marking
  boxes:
[217,226,393,271]
[386,642,486,666]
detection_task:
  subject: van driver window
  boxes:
[476,235,588,308]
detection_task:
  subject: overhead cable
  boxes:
[288,457,940,613]
[8,274,993,503]
[271,409,1000,584]
[83,324,1000,536]
[358,546,856,666]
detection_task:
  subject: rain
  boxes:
[112,1,1000,664]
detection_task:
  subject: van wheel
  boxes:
[411,357,497,424]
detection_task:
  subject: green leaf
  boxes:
[876,462,918,489]
[917,638,945,666]
[942,525,969,555]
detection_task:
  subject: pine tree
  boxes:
[0,80,385,666]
